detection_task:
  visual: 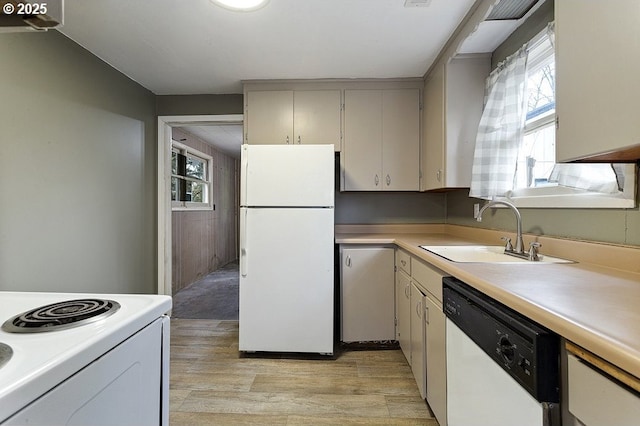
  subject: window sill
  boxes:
[496,186,635,209]
[171,203,213,211]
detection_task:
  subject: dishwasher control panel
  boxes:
[443,276,560,403]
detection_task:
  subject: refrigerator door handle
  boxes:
[240,209,248,277]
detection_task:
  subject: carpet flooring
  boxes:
[172,261,239,320]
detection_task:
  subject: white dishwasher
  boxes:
[443,277,560,426]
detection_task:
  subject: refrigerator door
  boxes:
[240,144,334,207]
[239,207,334,354]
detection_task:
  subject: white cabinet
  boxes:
[411,258,448,426]
[395,249,412,361]
[343,88,420,191]
[340,246,395,342]
[555,0,640,162]
[245,90,341,150]
[410,282,426,399]
[422,55,489,190]
[567,353,640,426]
[424,293,447,426]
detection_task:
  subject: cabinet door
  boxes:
[340,247,395,342]
[422,57,488,191]
[343,90,383,190]
[395,269,412,363]
[382,89,420,191]
[246,91,294,144]
[555,0,640,161]
[423,64,445,191]
[425,294,447,426]
[410,283,426,399]
[294,90,341,150]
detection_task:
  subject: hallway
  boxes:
[172,261,239,320]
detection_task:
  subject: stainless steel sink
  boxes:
[420,245,573,264]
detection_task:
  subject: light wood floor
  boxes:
[170,319,439,425]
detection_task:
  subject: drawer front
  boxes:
[568,354,640,425]
[396,249,411,275]
[411,259,444,302]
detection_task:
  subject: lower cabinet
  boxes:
[396,248,448,426]
[340,246,395,342]
[395,268,412,362]
[425,292,447,425]
[566,348,640,425]
[342,246,447,424]
[411,283,427,399]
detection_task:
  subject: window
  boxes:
[498,26,636,208]
[171,142,213,210]
[514,34,555,190]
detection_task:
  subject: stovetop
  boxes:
[0,291,171,423]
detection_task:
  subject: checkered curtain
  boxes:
[549,164,621,193]
[469,46,528,198]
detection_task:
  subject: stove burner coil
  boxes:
[0,343,11,370]
[1,299,121,333]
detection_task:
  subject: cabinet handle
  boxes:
[297,135,301,144]
[375,174,379,186]
[345,255,351,267]
[386,174,391,186]
[436,169,442,182]
[416,300,422,318]
[425,304,429,325]
[286,136,290,144]
[400,260,406,267]
[404,285,410,298]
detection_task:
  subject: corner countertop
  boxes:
[336,224,640,380]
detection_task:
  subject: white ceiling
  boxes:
[59,0,483,157]
[179,124,244,158]
[59,0,478,95]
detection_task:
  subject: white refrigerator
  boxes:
[239,144,335,354]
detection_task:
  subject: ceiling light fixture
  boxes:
[210,0,270,12]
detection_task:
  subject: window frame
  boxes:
[493,27,637,209]
[171,141,214,211]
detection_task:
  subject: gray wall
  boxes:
[156,95,243,116]
[0,31,157,293]
[336,192,446,224]
[446,189,640,246]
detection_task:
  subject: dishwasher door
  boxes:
[446,318,554,426]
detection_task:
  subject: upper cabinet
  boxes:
[555,0,640,162]
[422,55,489,191]
[244,89,341,150]
[342,88,421,191]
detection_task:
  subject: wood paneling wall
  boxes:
[171,128,239,294]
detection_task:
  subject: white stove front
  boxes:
[0,292,171,425]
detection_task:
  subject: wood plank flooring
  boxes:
[170,319,439,425]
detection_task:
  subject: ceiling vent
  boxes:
[486,0,538,20]
[486,0,538,21]
[0,0,64,32]
[404,0,432,8]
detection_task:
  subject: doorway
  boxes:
[157,114,243,303]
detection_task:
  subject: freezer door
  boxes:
[240,144,334,207]
[239,207,334,354]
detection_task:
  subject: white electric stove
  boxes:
[0,291,172,425]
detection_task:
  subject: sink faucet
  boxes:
[476,200,525,255]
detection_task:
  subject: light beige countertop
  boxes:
[336,224,640,380]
